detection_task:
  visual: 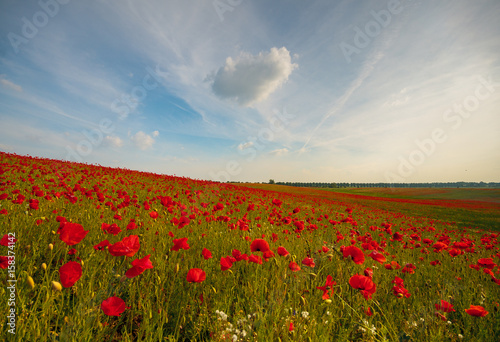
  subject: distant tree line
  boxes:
[268,181,500,188]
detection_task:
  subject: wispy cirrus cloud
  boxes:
[0,76,22,92]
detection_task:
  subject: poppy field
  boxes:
[1,151,499,341]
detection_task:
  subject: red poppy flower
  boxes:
[101,223,122,236]
[126,221,137,230]
[384,260,401,270]
[149,211,158,219]
[202,248,212,260]
[263,250,275,260]
[402,263,416,274]
[29,199,39,210]
[0,256,9,269]
[342,245,365,265]
[435,300,455,313]
[365,307,373,316]
[477,258,496,269]
[101,297,127,317]
[289,261,301,272]
[59,261,82,288]
[349,274,376,299]
[430,260,441,266]
[368,251,386,264]
[432,242,448,252]
[465,305,488,317]
[213,202,224,211]
[392,276,405,287]
[68,248,77,255]
[392,285,411,298]
[94,239,110,251]
[125,254,154,278]
[277,246,289,257]
[58,222,89,246]
[249,254,263,264]
[171,238,190,251]
[250,238,270,253]
[178,216,190,229]
[0,234,16,246]
[483,268,494,277]
[364,267,373,279]
[392,232,404,241]
[186,268,206,283]
[289,322,294,331]
[108,235,140,257]
[316,275,337,300]
[448,248,461,257]
[272,198,282,207]
[232,249,249,261]
[220,256,233,271]
[302,257,315,268]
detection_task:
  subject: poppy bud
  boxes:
[48,243,54,250]
[27,276,35,289]
[176,263,180,273]
[42,263,47,270]
[64,316,69,323]
[324,299,332,304]
[51,281,62,291]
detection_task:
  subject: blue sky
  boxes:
[1,0,499,183]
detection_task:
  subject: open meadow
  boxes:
[1,152,499,341]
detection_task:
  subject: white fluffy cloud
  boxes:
[269,148,289,156]
[131,131,158,150]
[211,47,298,106]
[104,135,124,148]
[238,141,254,150]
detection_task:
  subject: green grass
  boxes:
[318,187,500,202]
[238,184,500,231]
[1,153,499,341]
